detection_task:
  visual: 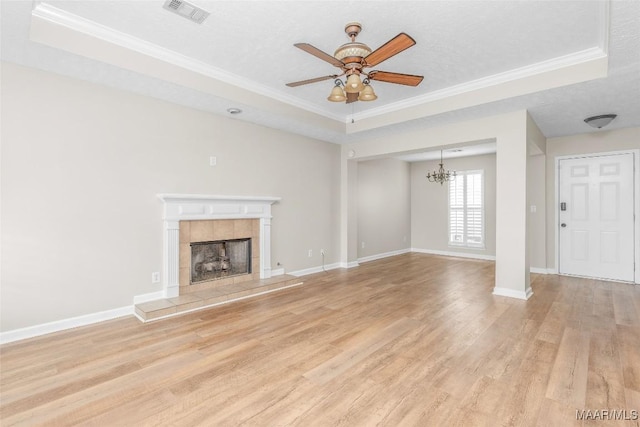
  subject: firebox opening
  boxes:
[190,238,251,284]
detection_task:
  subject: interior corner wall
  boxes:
[545,127,640,270]
[357,158,411,259]
[411,154,497,257]
[527,154,547,270]
[0,61,341,332]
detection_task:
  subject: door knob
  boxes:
[561,223,567,227]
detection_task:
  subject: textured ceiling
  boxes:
[1,0,639,145]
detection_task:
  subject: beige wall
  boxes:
[545,127,640,269]
[0,62,340,331]
[357,158,411,259]
[527,154,547,269]
[411,154,497,257]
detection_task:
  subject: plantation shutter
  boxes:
[448,171,484,248]
[449,176,465,244]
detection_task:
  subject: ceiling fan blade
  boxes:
[294,43,344,67]
[368,70,424,86]
[364,33,416,67]
[346,92,358,103]
[286,75,338,87]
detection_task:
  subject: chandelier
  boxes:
[426,150,456,185]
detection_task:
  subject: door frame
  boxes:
[554,149,640,284]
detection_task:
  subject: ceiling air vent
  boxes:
[163,0,210,24]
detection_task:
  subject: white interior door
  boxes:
[558,153,635,282]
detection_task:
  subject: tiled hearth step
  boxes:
[134,275,303,322]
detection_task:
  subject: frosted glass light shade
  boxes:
[358,84,377,101]
[327,85,346,102]
[345,74,364,93]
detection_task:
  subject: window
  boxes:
[449,170,484,248]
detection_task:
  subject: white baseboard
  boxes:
[530,267,552,274]
[133,290,165,305]
[492,286,533,300]
[289,262,342,277]
[411,247,496,261]
[271,267,285,276]
[0,305,133,345]
[358,248,411,264]
[339,261,360,269]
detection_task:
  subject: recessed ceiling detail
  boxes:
[4,1,636,143]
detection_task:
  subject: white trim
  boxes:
[271,267,285,277]
[31,3,609,129]
[133,291,165,305]
[31,4,345,123]
[557,272,635,285]
[0,306,133,345]
[288,263,342,277]
[411,247,496,261]
[554,149,640,284]
[530,267,553,275]
[137,281,305,323]
[492,286,533,300]
[357,248,411,263]
[341,261,360,269]
[352,48,607,122]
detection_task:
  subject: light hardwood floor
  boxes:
[1,253,639,426]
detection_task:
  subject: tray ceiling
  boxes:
[1,1,639,144]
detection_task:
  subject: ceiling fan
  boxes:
[286,22,423,103]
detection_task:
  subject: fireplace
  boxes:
[157,194,280,298]
[191,238,252,283]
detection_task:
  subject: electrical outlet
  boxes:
[308,249,313,257]
[209,156,217,166]
[151,272,160,283]
[320,249,325,256]
[361,241,365,249]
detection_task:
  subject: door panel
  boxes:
[559,153,635,282]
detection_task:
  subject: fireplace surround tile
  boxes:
[233,219,253,238]
[135,274,304,322]
[179,244,190,269]
[167,294,204,311]
[190,220,215,242]
[213,220,234,240]
[179,221,190,243]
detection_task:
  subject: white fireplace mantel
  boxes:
[157,194,281,298]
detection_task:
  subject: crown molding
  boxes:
[31,3,345,123]
[31,2,611,133]
[351,47,608,122]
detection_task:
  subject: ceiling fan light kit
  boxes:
[287,22,423,104]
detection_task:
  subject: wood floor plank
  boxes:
[1,253,639,426]
[545,327,591,408]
